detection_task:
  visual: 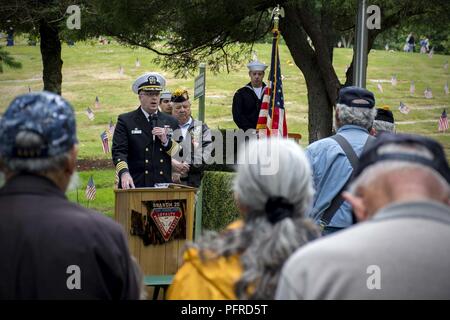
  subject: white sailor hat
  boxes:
[160,90,172,100]
[247,60,267,72]
[132,72,166,94]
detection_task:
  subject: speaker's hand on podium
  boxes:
[121,172,135,189]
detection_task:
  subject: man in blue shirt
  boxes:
[305,86,377,235]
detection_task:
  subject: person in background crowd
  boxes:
[276,132,450,299]
[0,92,141,299]
[167,138,320,299]
[371,106,395,136]
[305,86,377,235]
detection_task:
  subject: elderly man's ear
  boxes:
[342,191,369,222]
[67,145,78,175]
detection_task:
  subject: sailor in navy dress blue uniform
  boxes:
[232,60,268,131]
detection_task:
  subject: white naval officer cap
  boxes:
[247,60,268,72]
[132,72,166,94]
[160,90,172,100]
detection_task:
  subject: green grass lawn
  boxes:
[1,36,449,216]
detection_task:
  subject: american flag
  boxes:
[86,107,95,120]
[85,175,96,201]
[391,75,397,86]
[256,28,287,137]
[377,82,383,93]
[135,58,140,67]
[445,82,449,95]
[109,119,115,136]
[100,130,109,153]
[94,96,100,109]
[410,81,415,95]
[424,88,433,99]
[438,109,449,132]
[398,101,410,114]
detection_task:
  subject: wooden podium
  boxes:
[114,184,197,277]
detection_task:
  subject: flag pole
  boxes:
[270,5,282,136]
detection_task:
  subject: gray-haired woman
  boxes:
[167,137,320,300]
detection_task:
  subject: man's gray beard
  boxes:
[66,171,81,192]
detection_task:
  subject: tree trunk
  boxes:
[39,20,62,94]
[281,3,337,143]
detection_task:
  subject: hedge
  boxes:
[201,170,239,232]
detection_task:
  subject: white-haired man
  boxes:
[276,132,450,299]
[305,86,377,235]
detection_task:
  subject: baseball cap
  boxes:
[354,132,450,183]
[0,91,78,159]
[337,86,375,109]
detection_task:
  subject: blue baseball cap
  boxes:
[0,91,78,159]
[337,86,375,109]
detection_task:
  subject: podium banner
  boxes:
[131,199,187,245]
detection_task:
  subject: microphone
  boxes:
[150,113,158,142]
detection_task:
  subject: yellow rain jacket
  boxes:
[167,220,243,300]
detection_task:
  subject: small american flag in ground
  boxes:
[424,88,433,99]
[438,109,449,132]
[391,75,397,86]
[109,119,115,136]
[85,175,96,201]
[410,81,415,95]
[100,130,110,153]
[377,82,383,93]
[398,101,410,114]
[94,96,100,109]
[444,82,449,95]
[86,107,95,120]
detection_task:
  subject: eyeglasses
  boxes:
[139,91,160,97]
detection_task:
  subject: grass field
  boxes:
[1,37,449,216]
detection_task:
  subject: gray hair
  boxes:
[190,138,319,300]
[372,120,395,133]
[0,131,71,174]
[336,103,377,130]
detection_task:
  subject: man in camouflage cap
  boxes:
[0,92,140,299]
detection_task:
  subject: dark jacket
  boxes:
[112,108,180,188]
[178,118,213,188]
[232,82,267,131]
[0,174,140,299]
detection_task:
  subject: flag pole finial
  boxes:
[271,5,284,31]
